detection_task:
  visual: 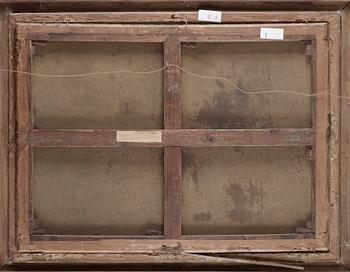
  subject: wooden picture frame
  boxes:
[0,8,347,270]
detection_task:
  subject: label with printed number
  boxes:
[198,10,222,23]
[260,28,284,40]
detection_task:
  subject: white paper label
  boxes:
[116,131,162,143]
[198,10,222,23]
[260,28,284,40]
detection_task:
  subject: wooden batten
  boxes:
[163,37,182,239]
[29,129,315,147]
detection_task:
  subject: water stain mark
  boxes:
[195,85,273,129]
[225,181,263,224]
[193,211,212,222]
[182,149,199,186]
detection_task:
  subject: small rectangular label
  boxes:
[116,131,162,143]
[260,28,284,40]
[198,10,222,23]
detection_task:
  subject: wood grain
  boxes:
[8,15,18,259]
[30,233,309,241]
[17,236,327,253]
[10,250,340,266]
[164,37,182,239]
[28,129,315,147]
[326,14,341,262]
[16,23,325,42]
[0,0,348,12]
[0,8,9,269]
[8,251,337,266]
[12,11,339,24]
[16,39,32,249]
[313,25,329,240]
[341,5,350,269]
[164,147,182,239]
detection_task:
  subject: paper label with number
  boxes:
[198,10,222,23]
[260,28,284,40]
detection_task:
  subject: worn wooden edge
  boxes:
[16,237,327,253]
[4,256,346,272]
[27,129,315,147]
[4,253,338,270]
[0,8,9,270]
[218,252,340,264]
[3,265,347,272]
[340,5,350,270]
[314,15,330,241]
[15,22,326,42]
[327,14,342,264]
[8,251,342,266]
[0,0,349,12]
[29,233,311,241]
[309,35,319,238]
[15,38,32,260]
[6,252,336,267]
[7,14,17,262]
[11,11,340,24]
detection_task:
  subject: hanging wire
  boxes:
[1,64,349,100]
